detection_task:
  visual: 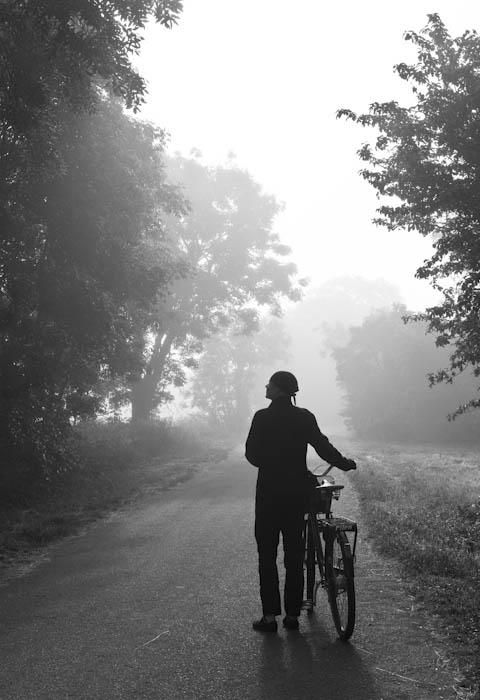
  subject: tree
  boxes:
[333,305,480,443]
[0,98,184,471]
[0,0,186,467]
[338,14,480,415]
[283,276,400,433]
[130,153,305,421]
[191,318,291,435]
[0,1,182,124]
[0,2,184,470]
[0,1,184,202]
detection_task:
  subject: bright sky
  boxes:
[135,1,480,311]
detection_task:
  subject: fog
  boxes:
[131,1,480,444]
[135,0,480,309]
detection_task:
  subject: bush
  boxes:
[0,419,208,562]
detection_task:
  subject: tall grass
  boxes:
[350,450,480,694]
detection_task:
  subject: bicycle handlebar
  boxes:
[310,464,334,478]
[311,459,357,477]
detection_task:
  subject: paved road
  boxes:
[0,450,456,699]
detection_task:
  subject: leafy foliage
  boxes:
[0,2,184,471]
[0,2,184,216]
[333,305,480,443]
[130,154,306,420]
[338,14,480,414]
[0,98,185,471]
[0,1,183,124]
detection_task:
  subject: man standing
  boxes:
[245,371,356,632]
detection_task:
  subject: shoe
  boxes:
[283,615,299,630]
[252,616,278,633]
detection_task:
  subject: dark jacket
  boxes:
[245,396,349,494]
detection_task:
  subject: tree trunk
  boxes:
[130,332,173,422]
[130,378,157,422]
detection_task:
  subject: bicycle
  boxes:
[302,465,358,641]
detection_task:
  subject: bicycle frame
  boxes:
[306,511,327,580]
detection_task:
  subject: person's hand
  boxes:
[343,458,357,471]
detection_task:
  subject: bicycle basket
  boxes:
[310,487,333,514]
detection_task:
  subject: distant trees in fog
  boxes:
[339,14,480,418]
[190,319,290,435]
[283,276,401,433]
[333,306,480,444]
[128,154,304,422]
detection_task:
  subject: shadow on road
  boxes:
[257,620,377,700]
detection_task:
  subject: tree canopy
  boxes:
[130,153,305,421]
[338,14,480,415]
[0,1,184,193]
[0,98,184,471]
[0,2,184,471]
[0,1,182,123]
[0,2,304,476]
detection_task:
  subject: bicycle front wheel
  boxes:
[325,530,355,641]
[304,522,316,612]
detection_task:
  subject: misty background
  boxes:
[131,0,480,443]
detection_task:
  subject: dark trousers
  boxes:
[255,489,305,617]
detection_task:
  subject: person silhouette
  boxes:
[245,371,356,632]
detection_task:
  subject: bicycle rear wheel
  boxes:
[325,530,355,641]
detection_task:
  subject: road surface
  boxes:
[0,449,456,699]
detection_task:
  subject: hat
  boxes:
[269,371,299,395]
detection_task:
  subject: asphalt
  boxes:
[0,449,457,699]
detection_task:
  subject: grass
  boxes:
[349,441,480,698]
[0,419,228,571]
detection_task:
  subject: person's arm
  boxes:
[245,412,262,467]
[307,413,355,471]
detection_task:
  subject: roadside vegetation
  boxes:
[336,22,480,690]
[349,442,480,696]
[0,419,226,571]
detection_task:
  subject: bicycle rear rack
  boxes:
[317,516,358,560]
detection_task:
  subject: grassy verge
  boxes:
[0,419,229,572]
[349,441,480,698]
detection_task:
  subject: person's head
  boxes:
[265,371,299,401]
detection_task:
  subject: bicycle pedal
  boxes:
[301,599,314,611]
